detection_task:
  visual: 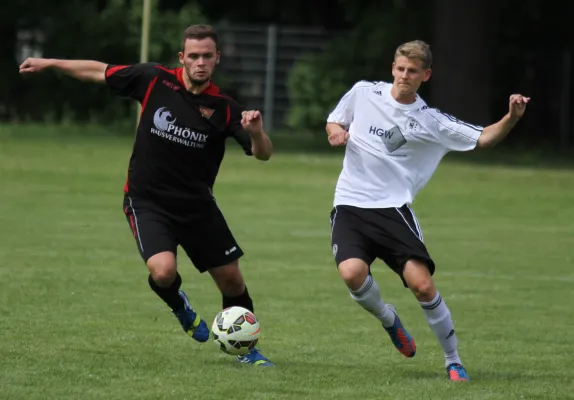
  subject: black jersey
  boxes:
[105,62,252,212]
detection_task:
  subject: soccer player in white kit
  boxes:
[326,40,529,381]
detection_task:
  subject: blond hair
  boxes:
[394,40,432,69]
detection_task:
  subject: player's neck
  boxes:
[182,71,211,94]
[391,84,417,105]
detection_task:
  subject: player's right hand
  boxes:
[328,130,350,147]
[19,58,51,74]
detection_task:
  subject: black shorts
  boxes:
[329,204,435,287]
[123,195,244,272]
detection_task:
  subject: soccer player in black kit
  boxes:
[19,25,274,366]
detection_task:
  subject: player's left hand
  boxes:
[508,94,530,121]
[241,110,263,135]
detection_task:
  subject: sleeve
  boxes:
[326,81,371,129]
[104,62,160,102]
[227,100,253,156]
[423,108,484,152]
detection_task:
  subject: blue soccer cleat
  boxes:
[383,305,417,358]
[236,348,275,367]
[172,290,209,343]
[446,363,470,381]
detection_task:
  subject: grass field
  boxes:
[1,124,573,399]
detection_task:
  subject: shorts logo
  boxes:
[332,244,338,257]
[225,246,237,256]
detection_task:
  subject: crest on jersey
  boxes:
[405,117,421,133]
[199,106,214,119]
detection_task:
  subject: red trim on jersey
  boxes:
[106,65,129,78]
[140,76,158,116]
[158,66,230,99]
[203,82,231,99]
[154,66,186,88]
[175,67,186,87]
[226,104,231,128]
[155,65,176,75]
[123,174,129,193]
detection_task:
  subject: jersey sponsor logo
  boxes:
[151,107,208,148]
[153,107,177,131]
[368,125,406,153]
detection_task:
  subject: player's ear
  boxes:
[178,51,184,65]
[216,51,221,65]
[423,68,432,82]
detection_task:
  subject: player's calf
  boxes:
[145,252,209,343]
[209,261,254,312]
[339,259,416,358]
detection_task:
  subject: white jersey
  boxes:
[327,80,483,209]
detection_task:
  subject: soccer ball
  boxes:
[211,306,260,356]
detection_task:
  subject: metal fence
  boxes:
[214,23,336,131]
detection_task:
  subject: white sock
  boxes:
[419,292,461,367]
[349,274,395,328]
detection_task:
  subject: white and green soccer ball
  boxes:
[211,306,260,356]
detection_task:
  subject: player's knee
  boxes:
[403,259,436,300]
[409,279,435,299]
[406,275,436,300]
[338,258,369,290]
[146,252,177,286]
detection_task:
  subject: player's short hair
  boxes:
[394,40,432,69]
[182,24,219,50]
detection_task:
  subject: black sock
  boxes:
[148,273,184,311]
[222,286,254,313]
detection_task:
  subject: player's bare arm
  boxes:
[326,122,350,146]
[19,58,107,83]
[241,110,273,161]
[477,94,530,148]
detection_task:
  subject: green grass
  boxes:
[1,124,573,400]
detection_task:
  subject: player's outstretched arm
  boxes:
[477,94,530,148]
[241,110,273,161]
[19,58,107,84]
[326,122,350,146]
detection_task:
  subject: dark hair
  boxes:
[181,24,218,50]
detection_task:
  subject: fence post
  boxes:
[264,24,278,132]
